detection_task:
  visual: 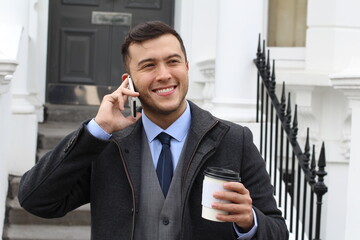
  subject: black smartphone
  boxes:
[127,75,137,118]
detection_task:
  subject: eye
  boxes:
[168,59,180,65]
[142,63,155,69]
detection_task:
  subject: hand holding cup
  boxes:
[201,167,254,231]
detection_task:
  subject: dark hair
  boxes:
[121,21,187,72]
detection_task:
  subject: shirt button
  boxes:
[162,218,169,225]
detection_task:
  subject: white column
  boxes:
[0,52,18,240]
[27,0,49,121]
[330,57,360,240]
[0,0,38,175]
[212,0,265,123]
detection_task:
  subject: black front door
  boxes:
[46,0,174,105]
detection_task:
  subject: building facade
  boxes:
[1,0,360,239]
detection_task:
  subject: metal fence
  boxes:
[254,36,328,240]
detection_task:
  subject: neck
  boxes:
[143,102,187,130]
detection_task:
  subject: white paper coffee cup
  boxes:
[201,167,240,222]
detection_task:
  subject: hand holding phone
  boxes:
[127,76,137,118]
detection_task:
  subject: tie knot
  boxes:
[157,132,171,146]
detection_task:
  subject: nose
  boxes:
[156,63,171,81]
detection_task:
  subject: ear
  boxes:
[186,61,189,70]
[121,73,129,82]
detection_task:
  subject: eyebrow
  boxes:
[137,54,183,67]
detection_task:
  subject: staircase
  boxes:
[3,104,104,240]
[3,176,91,240]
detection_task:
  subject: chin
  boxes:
[157,101,184,114]
[158,106,180,115]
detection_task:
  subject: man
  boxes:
[19,21,288,239]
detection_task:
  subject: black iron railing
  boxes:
[254,36,328,240]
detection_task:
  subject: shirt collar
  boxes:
[142,101,191,143]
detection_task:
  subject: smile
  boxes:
[154,87,175,94]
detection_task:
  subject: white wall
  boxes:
[306,0,360,72]
[174,0,218,106]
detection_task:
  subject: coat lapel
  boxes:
[112,120,144,210]
[181,102,230,199]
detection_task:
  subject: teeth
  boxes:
[156,87,174,93]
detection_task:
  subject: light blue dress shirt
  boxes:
[86,101,257,239]
[141,101,191,171]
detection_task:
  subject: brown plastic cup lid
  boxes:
[204,167,240,182]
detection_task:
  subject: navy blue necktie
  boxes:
[156,132,173,197]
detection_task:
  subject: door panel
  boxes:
[125,0,161,9]
[109,0,174,83]
[62,0,100,6]
[47,0,174,105]
[60,28,96,84]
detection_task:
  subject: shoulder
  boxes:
[111,119,143,141]
[188,100,253,140]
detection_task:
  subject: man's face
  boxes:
[126,34,189,123]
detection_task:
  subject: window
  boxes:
[267,0,308,47]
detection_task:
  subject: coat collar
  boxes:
[180,102,230,197]
[111,119,144,211]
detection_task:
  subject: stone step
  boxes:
[39,104,132,150]
[44,104,131,123]
[44,104,98,123]
[3,224,90,240]
[2,105,120,240]
[37,121,80,150]
[6,198,91,226]
[8,175,21,200]
[37,149,51,162]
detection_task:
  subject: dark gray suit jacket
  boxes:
[19,101,288,239]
